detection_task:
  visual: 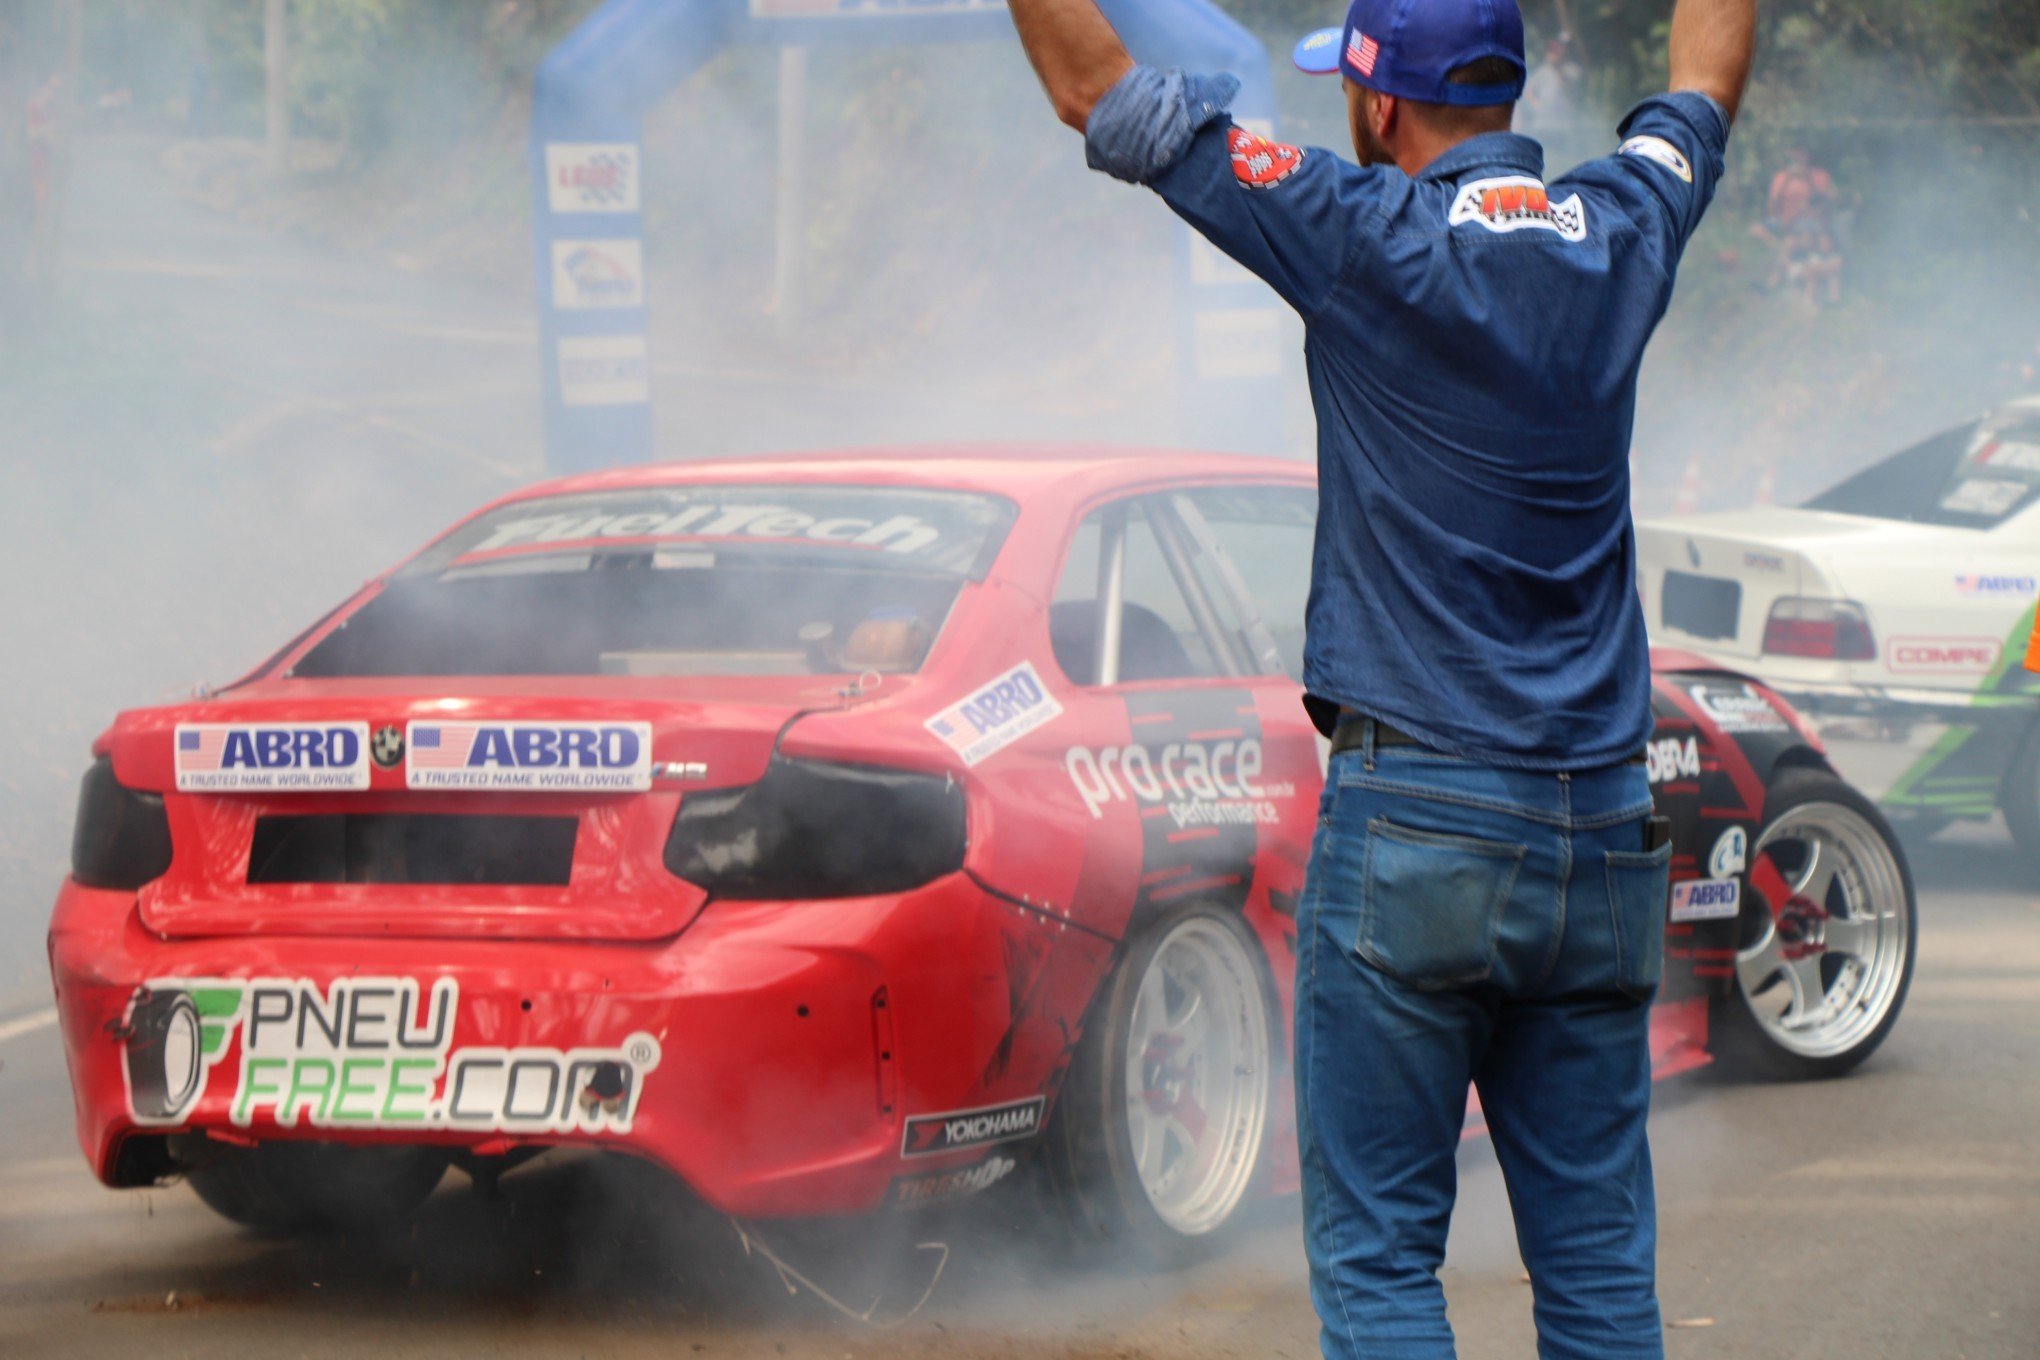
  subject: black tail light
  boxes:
[72,757,174,890]
[665,759,965,900]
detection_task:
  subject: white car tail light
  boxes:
[1762,598,1877,660]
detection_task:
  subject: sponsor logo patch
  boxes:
[544,143,640,214]
[123,976,659,1134]
[1645,735,1701,785]
[174,723,371,792]
[1954,573,2038,598]
[1618,135,1694,183]
[1448,175,1588,241]
[1742,551,1787,573]
[1064,738,1286,828]
[370,724,405,770]
[1670,878,1741,923]
[891,1154,1017,1207]
[1708,826,1749,880]
[1887,637,2002,672]
[557,334,650,407]
[1227,126,1304,190]
[925,661,1063,767]
[903,1097,1045,1157]
[550,239,646,310]
[405,721,653,792]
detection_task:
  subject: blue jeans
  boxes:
[1295,726,1671,1360]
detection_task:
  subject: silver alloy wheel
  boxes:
[1735,800,1911,1060]
[1122,916,1270,1237]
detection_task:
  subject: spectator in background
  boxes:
[1519,33,1585,134]
[1752,145,1844,305]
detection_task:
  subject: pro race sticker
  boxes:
[174,723,371,792]
[1670,878,1741,923]
[121,977,660,1134]
[406,721,653,792]
[925,661,1063,767]
[902,1097,1045,1157]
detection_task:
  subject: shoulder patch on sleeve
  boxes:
[1618,135,1694,183]
[1227,127,1304,190]
[1447,176,1588,242]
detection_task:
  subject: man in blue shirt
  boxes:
[1008,0,1754,1356]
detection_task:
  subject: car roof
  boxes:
[494,445,1316,509]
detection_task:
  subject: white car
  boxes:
[1639,396,2040,860]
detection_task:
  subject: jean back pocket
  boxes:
[1359,818,1527,990]
[1605,844,1674,1001]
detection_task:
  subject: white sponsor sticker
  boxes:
[1670,878,1741,922]
[124,976,659,1134]
[173,723,371,792]
[1954,573,2038,597]
[925,661,1063,767]
[1645,735,1701,784]
[1618,135,1694,183]
[405,720,653,792]
[902,1097,1044,1157]
[1939,478,2028,517]
[892,1154,1017,1207]
[550,238,645,310]
[544,142,640,214]
[557,334,650,407]
[1708,826,1748,880]
[1448,175,1589,241]
[1690,682,1790,734]
[472,503,942,556]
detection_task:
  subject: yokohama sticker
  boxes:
[121,976,660,1134]
[174,723,370,792]
[925,661,1062,767]
[1670,878,1741,923]
[902,1097,1045,1157]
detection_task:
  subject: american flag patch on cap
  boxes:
[1347,32,1380,77]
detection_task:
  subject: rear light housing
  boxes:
[665,758,965,900]
[71,757,174,890]
[1761,597,1877,660]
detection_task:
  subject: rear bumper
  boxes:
[48,873,1108,1217]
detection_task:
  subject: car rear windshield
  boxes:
[1806,417,2040,529]
[290,486,1016,678]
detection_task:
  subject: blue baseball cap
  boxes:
[1293,0,1526,107]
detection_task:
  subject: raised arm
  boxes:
[1669,0,1757,124]
[1008,0,1135,131]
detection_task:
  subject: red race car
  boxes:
[50,449,1915,1258]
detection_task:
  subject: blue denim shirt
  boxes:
[1087,69,1730,770]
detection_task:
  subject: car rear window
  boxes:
[1806,417,2040,529]
[290,486,1016,678]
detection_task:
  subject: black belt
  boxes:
[1329,717,1646,769]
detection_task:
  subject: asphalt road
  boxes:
[4,136,2038,1360]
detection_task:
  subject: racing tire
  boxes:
[1044,904,1274,1266]
[186,1142,450,1234]
[1999,721,2040,875]
[125,990,205,1122]
[1712,767,1916,1081]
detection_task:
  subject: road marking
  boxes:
[0,1008,57,1045]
